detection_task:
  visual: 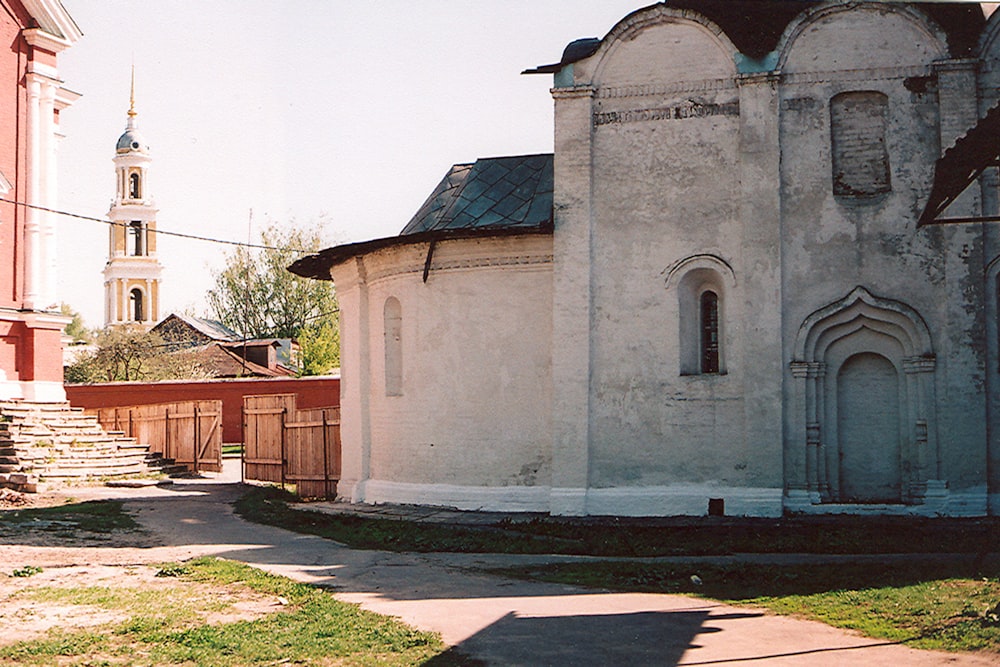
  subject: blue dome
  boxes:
[116,117,148,154]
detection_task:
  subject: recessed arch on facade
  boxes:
[775,2,948,72]
[590,4,739,85]
[789,286,939,509]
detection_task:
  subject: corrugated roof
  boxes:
[400,154,553,234]
[172,314,239,342]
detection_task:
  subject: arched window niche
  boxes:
[129,288,144,322]
[665,254,735,376]
[129,171,142,199]
[383,297,402,397]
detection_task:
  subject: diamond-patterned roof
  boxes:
[400,154,553,235]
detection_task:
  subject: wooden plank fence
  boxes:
[242,393,341,498]
[89,400,223,473]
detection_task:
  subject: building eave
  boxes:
[289,226,553,281]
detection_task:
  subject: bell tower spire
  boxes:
[128,63,136,117]
[102,70,162,329]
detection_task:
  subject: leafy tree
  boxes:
[65,325,207,383]
[206,222,339,376]
[59,303,92,343]
[297,318,340,376]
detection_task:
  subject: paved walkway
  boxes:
[14,464,997,666]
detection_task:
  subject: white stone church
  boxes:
[292,1,1000,517]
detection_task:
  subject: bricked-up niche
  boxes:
[384,297,402,397]
[830,91,891,197]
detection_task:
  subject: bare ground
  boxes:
[0,482,285,647]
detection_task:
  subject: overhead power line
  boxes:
[0,197,309,253]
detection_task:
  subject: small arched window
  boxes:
[129,288,144,322]
[671,261,729,376]
[700,290,720,374]
[384,297,402,396]
[129,172,141,199]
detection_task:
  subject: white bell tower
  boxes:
[103,69,162,328]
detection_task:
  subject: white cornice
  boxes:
[22,26,73,55]
[20,0,82,45]
[54,86,81,110]
[103,261,163,281]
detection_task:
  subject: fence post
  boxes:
[241,400,246,484]
[193,404,201,473]
[165,407,171,463]
[322,409,331,499]
[280,407,287,491]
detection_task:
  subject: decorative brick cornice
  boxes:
[551,85,595,100]
[782,64,931,86]
[596,78,735,100]
[366,251,553,284]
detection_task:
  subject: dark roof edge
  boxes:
[289,225,553,281]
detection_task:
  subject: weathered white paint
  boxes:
[326,3,1000,517]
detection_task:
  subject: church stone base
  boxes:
[344,479,784,517]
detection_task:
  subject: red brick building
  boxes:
[0,1,80,401]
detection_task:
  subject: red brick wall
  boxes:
[65,376,340,443]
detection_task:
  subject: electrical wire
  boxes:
[0,197,310,253]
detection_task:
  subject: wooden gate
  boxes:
[90,400,223,473]
[242,393,340,498]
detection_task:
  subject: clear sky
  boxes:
[55,2,996,328]
[54,0,643,327]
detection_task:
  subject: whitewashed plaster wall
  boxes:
[776,3,987,514]
[553,6,785,516]
[330,235,553,511]
[551,2,991,516]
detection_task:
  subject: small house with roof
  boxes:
[293,1,1000,517]
[151,314,297,377]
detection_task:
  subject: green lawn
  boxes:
[492,560,1000,653]
[0,558,466,666]
[0,499,140,537]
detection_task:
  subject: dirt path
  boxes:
[1,468,996,666]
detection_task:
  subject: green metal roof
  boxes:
[401,153,553,234]
[288,154,553,281]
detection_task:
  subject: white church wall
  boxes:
[335,235,554,510]
[777,3,988,511]
[555,8,784,515]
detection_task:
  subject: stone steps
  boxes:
[0,400,187,492]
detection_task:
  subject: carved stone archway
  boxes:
[788,287,941,508]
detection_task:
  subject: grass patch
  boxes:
[0,500,140,535]
[235,486,568,554]
[0,557,463,666]
[236,485,1000,556]
[493,559,1000,653]
[221,443,242,456]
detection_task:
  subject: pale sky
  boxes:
[55,1,994,328]
[55,1,642,327]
